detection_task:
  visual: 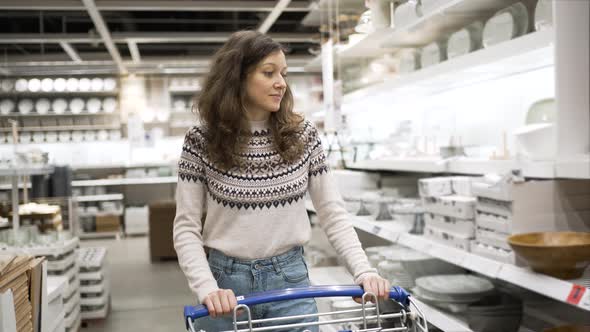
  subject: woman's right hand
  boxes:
[202,289,238,318]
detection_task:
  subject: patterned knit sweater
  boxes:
[173,119,376,303]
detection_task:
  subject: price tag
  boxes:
[566,284,587,306]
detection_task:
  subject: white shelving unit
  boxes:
[72,176,176,187]
[75,193,124,203]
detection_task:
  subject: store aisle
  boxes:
[80,236,194,332]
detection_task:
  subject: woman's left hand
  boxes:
[354,274,391,303]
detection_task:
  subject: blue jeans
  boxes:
[194,246,319,332]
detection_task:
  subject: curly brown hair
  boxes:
[195,30,305,170]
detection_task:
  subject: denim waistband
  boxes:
[208,246,304,274]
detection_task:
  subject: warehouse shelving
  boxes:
[0,111,119,118]
[0,125,120,133]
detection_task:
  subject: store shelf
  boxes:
[75,194,124,202]
[0,165,54,177]
[410,297,473,332]
[343,28,554,104]
[348,157,558,178]
[0,125,120,132]
[78,231,121,240]
[78,210,123,218]
[0,111,118,118]
[0,237,79,258]
[169,86,200,94]
[71,161,175,170]
[72,176,176,187]
[301,0,364,27]
[0,91,119,97]
[347,217,590,312]
[47,276,68,303]
[338,28,397,60]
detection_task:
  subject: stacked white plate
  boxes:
[28,78,42,92]
[1,79,15,92]
[103,98,117,113]
[421,41,447,68]
[87,98,101,113]
[70,98,85,114]
[0,99,15,115]
[412,274,494,313]
[54,78,67,92]
[534,0,553,31]
[41,78,54,92]
[66,78,79,92]
[18,99,34,114]
[78,78,91,92]
[52,98,68,114]
[36,98,51,114]
[90,78,103,92]
[15,79,28,92]
[103,78,117,91]
[447,22,484,59]
[58,131,71,142]
[483,2,529,48]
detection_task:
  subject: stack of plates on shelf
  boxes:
[103,78,117,91]
[534,0,553,31]
[1,79,15,92]
[447,22,484,59]
[52,98,68,114]
[78,78,91,92]
[78,247,111,322]
[41,78,53,92]
[412,274,494,313]
[53,78,67,92]
[35,98,51,114]
[70,98,85,114]
[421,41,448,68]
[66,78,78,92]
[483,2,530,48]
[15,79,28,92]
[27,78,41,92]
[0,99,15,115]
[90,78,103,92]
[18,99,34,114]
[87,98,101,113]
[103,97,117,113]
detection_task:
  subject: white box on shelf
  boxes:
[475,227,511,251]
[476,211,512,233]
[423,225,472,252]
[423,195,477,219]
[470,240,516,264]
[424,212,475,237]
[418,177,452,197]
[451,176,475,196]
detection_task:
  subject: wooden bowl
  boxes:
[544,326,590,332]
[507,232,590,279]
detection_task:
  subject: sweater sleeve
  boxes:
[306,124,378,283]
[173,128,219,304]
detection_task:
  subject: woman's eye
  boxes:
[264,72,273,77]
[281,73,288,78]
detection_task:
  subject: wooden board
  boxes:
[0,257,33,289]
[0,254,17,276]
[0,273,28,293]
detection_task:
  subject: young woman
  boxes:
[173,30,390,331]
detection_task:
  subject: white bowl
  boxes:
[66,78,79,92]
[447,22,484,59]
[87,98,102,113]
[173,98,187,111]
[103,78,117,91]
[78,78,91,92]
[41,78,53,92]
[53,78,67,92]
[483,3,529,48]
[97,129,109,141]
[19,132,32,144]
[45,131,58,143]
[103,97,117,113]
[513,123,556,160]
[32,132,45,143]
[83,130,96,141]
[18,99,34,114]
[535,0,553,31]
[90,78,104,92]
[0,99,15,115]
[35,98,51,114]
[70,98,85,114]
[52,98,68,114]
[72,131,84,142]
[27,78,41,92]
[1,79,14,92]
[15,79,28,92]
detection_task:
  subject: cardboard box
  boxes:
[149,201,178,261]
[95,215,120,233]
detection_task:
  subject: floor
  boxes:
[80,236,194,332]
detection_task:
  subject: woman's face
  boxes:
[243,50,288,118]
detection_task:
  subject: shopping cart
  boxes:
[184,285,428,332]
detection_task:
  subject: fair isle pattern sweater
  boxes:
[173,119,376,303]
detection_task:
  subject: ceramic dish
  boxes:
[45,131,58,143]
[52,98,68,114]
[525,98,555,124]
[41,78,53,92]
[72,131,84,142]
[15,79,28,92]
[0,99,15,115]
[421,41,447,68]
[78,78,91,92]
[447,22,484,59]
[18,99,34,114]
[411,287,470,313]
[19,132,32,144]
[535,0,553,31]
[83,130,96,141]
[109,130,122,140]
[58,131,71,142]
[90,78,104,92]
[70,98,85,114]
[87,98,102,113]
[97,130,109,141]
[415,274,494,301]
[66,78,78,92]
[27,78,41,92]
[53,78,67,92]
[32,132,45,143]
[103,97,117,113]
[1,79,15,92]
[483,2,529,48]
[513,123,556,160]
[508,232,590,279]
[35,98,51,114]
[103,78,117,91]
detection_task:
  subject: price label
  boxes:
[566,284,587,306]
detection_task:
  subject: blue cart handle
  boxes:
[184,285,409,324]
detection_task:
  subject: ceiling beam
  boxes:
[0,32,318,44]
[0,0,311,12]
[81,0,127,74]
[59,41,82,62]
[127,41,141,63]
[258,0,291,34]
